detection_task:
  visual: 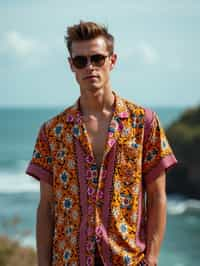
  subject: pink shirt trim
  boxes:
[135,185,146,251]
[144,108,154,143]
[75,139,88,266]
[144,154,178,184]
[25,162,53,185]
[102,144,117,266]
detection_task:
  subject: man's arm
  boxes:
[36,180,55,266]
[144,171,167,266]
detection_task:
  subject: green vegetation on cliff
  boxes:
[166,105,200,198]
[0,236,36,266]
[0,216,36,266]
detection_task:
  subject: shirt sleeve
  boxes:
[142,110,177,185]
[25,123,53,185]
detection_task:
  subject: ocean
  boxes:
[0,106,199,266]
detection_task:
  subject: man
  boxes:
[26,21,177,266]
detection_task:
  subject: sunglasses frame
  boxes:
[71,53,110,69]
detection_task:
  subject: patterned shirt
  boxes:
[26,92,177,266]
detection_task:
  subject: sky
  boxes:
[0,0,200,107]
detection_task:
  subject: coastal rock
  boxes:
[166,105,200,199]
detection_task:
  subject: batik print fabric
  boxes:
[26,93,177,266]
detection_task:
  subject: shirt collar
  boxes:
[65,91,129,123]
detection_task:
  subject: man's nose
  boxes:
[85,58,94,69]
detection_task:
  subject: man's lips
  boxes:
[83,75,99,80]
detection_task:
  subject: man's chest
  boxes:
[83,117,111,169]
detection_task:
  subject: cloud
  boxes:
[2,31,37,57]
[0,31,51,68]
[118,41,159,66]
[136,41,159,65]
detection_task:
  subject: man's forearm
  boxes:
[145,193,167,265]
[36,204,54,266]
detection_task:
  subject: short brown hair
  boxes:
[65,21,114,55]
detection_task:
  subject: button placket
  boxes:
[81,101,128,261]
[85,156,99,259]
[94,163,109,252]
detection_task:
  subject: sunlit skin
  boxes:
[68,37,117,114]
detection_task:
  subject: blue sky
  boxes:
[0,0,200,107]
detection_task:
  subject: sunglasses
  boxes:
[71,54,110,69]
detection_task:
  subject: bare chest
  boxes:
[84,117,111,169]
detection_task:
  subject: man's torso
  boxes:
[83,112,113,171]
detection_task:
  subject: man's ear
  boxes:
[68,57,75,72]
[110,53,117,71]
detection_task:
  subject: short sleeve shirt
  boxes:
[26,92,177,266]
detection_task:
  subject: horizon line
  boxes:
[0,104,192,109]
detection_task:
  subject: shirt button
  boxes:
[90,216,95,223]
[87,186,95,196]
[96,190,104,200]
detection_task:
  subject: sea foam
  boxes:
[0,168,39,193]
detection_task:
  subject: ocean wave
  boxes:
[0,169,39,193]
[167,197,200,215]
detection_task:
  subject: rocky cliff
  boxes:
[166,105,200,199]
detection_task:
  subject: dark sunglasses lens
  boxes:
[72,56,87,69]
[91,54,106,66]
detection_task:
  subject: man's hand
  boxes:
[143,255,158,265]
[139,255,158,266]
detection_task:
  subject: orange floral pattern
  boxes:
[26,93,177,266]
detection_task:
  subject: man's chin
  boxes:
[80,86,105,97]
[86,85,101,92]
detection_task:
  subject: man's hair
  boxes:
[65,21,114,55]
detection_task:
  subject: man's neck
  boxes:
[79,87,115,116]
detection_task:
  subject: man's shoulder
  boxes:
[120,96,146,114]
[42,104,76,131]
[119,96,155,126]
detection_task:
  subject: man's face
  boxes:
[68,37,117,93]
